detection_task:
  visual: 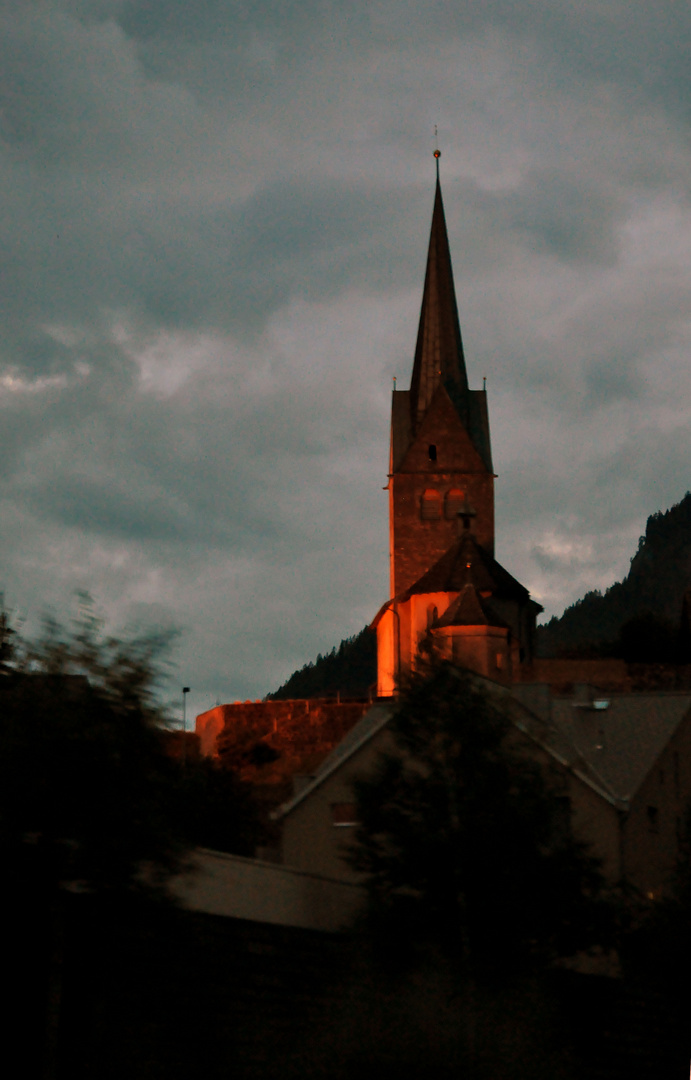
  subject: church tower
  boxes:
[388,159,494,598]
[374,155,542,696]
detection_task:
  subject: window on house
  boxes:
[331,803,359,827]
[495,652,504,670]
[421,489,441,520]
[428,444,437,462]
[445,488,465,519]
[647,806,659,834]
[426,604,438,629]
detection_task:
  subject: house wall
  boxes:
[377,592,513,693]
[173,848,365,932]
[450,625,511,685]
[407,591,451,665]
[281,727,396,881]
[567,775,622,884]
[622,708,691,896]
[280,716,624,891]
[376,606,396,697]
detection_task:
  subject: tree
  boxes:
[1,596,263,893]
[0,600,188,896]
[175,756,262,857]
[0,598,265,1078]
[348,661,611,981]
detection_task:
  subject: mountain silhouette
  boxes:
[267,627,376,701]
[536,492,691,660]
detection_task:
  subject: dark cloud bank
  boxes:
[3,0,691,714]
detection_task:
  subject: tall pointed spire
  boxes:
[409,156,469,427]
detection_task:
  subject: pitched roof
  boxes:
[548,693,691,805]
[274,674,691,822]
[403,530,535,605]
[409,176,468,427]
[433,582,510,629]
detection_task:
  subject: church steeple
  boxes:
[374,154,541,695]
[409,166,469,428]
[386,158,495,599]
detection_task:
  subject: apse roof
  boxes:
[403,530,536,606]
[433,582,510,629]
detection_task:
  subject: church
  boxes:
[372,152,541,695]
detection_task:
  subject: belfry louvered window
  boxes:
[445,489,465,519]
[421,489,441,520]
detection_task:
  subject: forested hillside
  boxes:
[536,493,691,658]
[267,627,377,700]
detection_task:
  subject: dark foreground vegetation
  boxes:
[0,599,262,1077]
[348,663,613,979]
[4,602,691,1077]
[12,893,691,1080]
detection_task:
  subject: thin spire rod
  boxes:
[433,124,441,179]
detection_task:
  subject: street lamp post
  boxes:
[181,686,190,766]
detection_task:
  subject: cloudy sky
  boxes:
[3,1,691,719]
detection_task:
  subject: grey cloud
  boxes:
[23,473,193,541]
[1,161,425,375]
[107,0,691,131]
[0,6,195,169]
[478,169,625,264]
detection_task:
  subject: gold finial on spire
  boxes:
[433,125,441,176]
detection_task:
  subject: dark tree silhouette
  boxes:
[347,662,611,981]
[1,596,262,892]
[0,601,185,895]
[1,597,261,1078]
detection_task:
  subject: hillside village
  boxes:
[9,163,690,1078]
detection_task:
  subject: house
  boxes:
[275,676,691,899]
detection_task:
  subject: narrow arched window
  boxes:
[445,488,465,520]
[421,489,441,520]
[428,444,437,462]
[426,604,438,629]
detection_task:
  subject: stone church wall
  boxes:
[196,699,371,797]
